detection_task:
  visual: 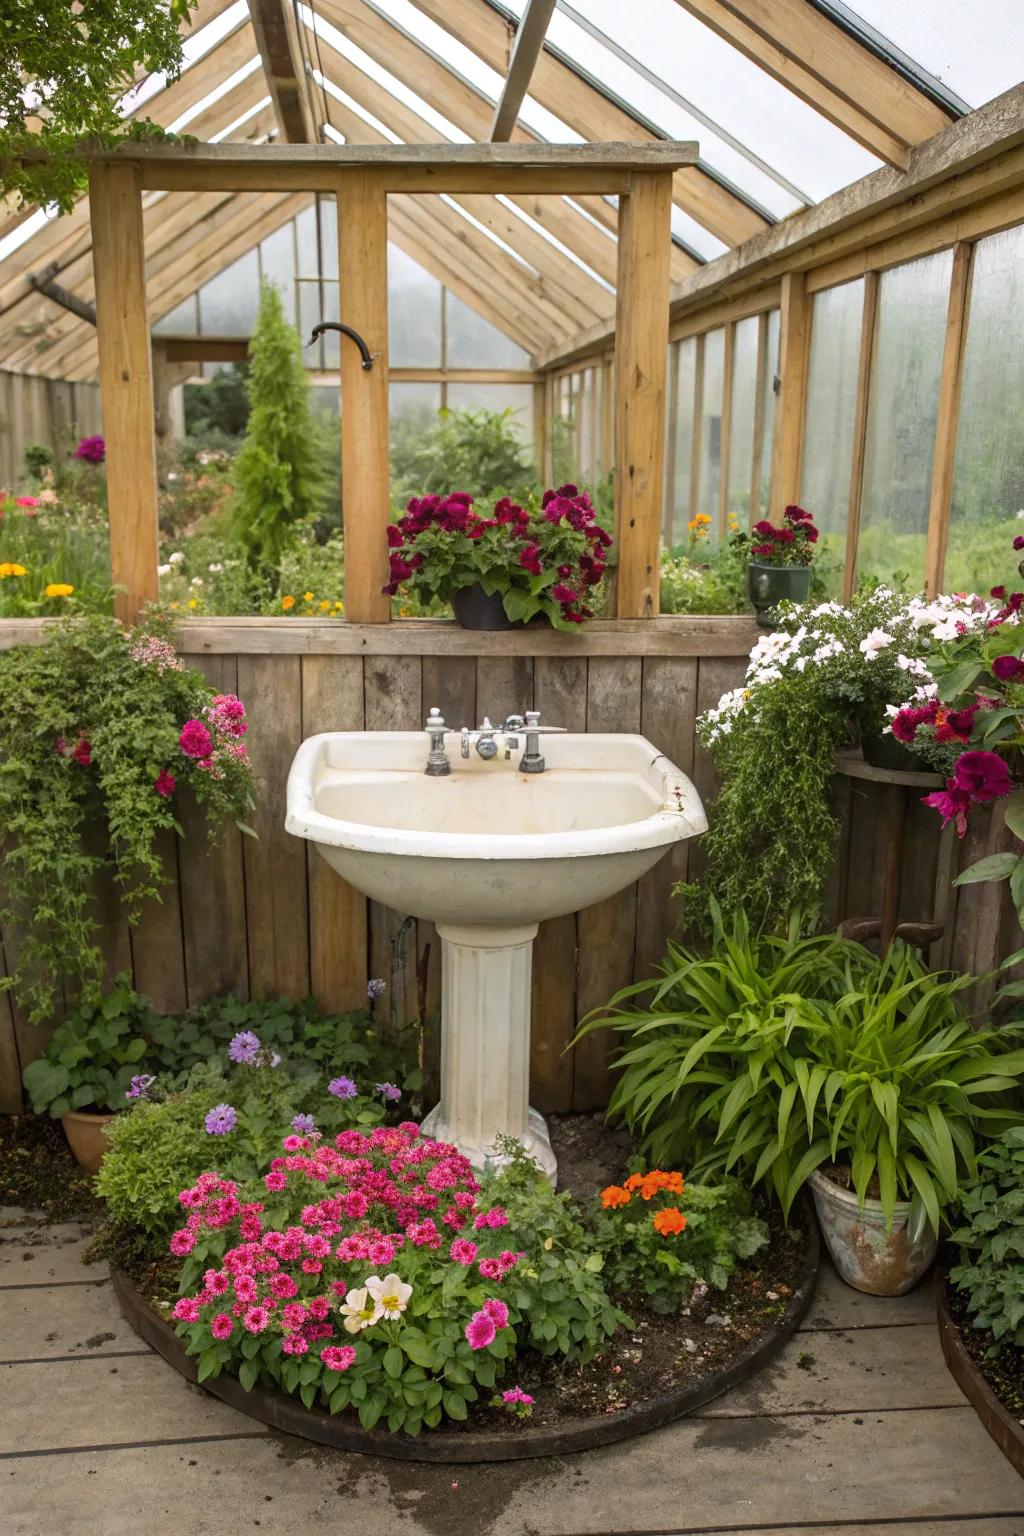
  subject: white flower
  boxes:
[339,1286,382,1334]
[930,617,962,641]
[859,627,894,659]
[365,1273,412,1320]
[896,653,932,679]
[190,576,203,588]
[168,551,185,566]
[157,563,171,578]
[208,562,224,574]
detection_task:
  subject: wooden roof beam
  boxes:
[489,0,555,141]
[249,0,320,142]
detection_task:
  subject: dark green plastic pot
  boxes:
[747,561,813,627]
[450,584,546,631]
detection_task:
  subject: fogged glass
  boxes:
[858,250,954,589]
[446,382,535,454]
[153,295,198,336]
[197,249,260,336]
[294,205,319,278]
[664,338,697,546]
[389,381,442,431]
[697,327,725,532]
[802,279,864,591]
[259,224,296,324]
[725,315,760,525]
[843,0,1023,109]
[388,244,442,368]
[949,225,1024,594]
[445,291,530,368]
[757,309,780,520]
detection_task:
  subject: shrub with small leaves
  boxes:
[949,1128,1024,1355]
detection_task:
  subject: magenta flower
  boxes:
[464,1310,497,1350]
[482,1298,509,1329]
[954,749,1014,802]
[179,719,213,758]
[321,1345,357,1373]
[154,768,176,798]
[210,1313,234,1340]
[922,781,973,837]
[74,434,105,464]
[992,655,1024,683]
[449,1238,478,1265]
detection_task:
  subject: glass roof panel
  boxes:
[842,0,1024,109]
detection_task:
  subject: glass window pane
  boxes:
[298,281,325,369]
[725,315,759,523]
[318,196,339,280]
[445,291,530,368]
[949,226,1024,593]
[843,0,1024,109]
[259,223,296,325]
[197,250,260,336]
[696,327,725,527]
[388,243,442,367]
[665,338,697,546]
[857,250,954,589]
[446,382,535,454]
[153,295,198,335]
[389,381,442,432]
[757,309,780,520]
[295,205,319,277]
[801,279,864,590]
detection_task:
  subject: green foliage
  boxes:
[0,615,255,1023]
[231,284,328,574]
[184,368,251,440]
[577,908,1024,1228]
[0,2,195,212]
[390,407,535,503]
[949,1128,1024,1353]
[660,525,841,616]
[480,1140,629,1360]
[593,1174,767,1314]
[22,976,158,1116]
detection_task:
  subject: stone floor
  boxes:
[1,1208,1022,1536]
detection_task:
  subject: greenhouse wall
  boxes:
[0,369,102,486]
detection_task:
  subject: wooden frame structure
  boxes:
[82,140,689,622]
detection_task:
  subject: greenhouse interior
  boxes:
[4,1,1024,1531]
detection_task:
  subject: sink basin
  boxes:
[286,729,706,1181]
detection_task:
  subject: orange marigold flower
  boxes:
[600,1185,631,1209]
[624,1173,645,1193]
[652,1207,686,1237]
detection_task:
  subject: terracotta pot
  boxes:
[809,1169,937,1296]
[61,1109,116,1175]
[747,560,812,627]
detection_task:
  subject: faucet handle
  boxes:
[503,713,525,732]
[525,710,540,727]
[426,706,445,732]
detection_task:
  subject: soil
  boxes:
[818,1161,883,1201]
[0,1113,101,1224]
[947,1282,1024,1423]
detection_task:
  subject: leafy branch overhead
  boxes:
[0,0,198,212]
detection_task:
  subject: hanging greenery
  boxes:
[0,1,197,213]
[0,614,255,1024]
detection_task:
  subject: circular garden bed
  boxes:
[936,1271,1024,1479]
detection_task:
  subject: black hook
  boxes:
[306,321,374,370]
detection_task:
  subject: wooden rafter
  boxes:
[312,0,698,284]
[249,0,320,142]
[405,0,767,246]
[489,0,555,142]
[673,0,950,168]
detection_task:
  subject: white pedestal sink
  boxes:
[286,730,706,1183]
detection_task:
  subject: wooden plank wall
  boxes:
[0,369,103,485]
[1,645,1019,1113]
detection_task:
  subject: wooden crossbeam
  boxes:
[249,0,320,142]
[489,0,556,142]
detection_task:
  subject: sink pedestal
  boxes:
[419,921,558,1185]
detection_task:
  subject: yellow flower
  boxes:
[398,605,414,618]
[188,598,199,610]
[281,594,296,611]
[44,582,73,597]
[319,599,331,612]
[303,591,314,602]
[333,600,344,611]
[0,562,27,578]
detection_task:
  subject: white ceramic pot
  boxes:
[809,1169,937,1296]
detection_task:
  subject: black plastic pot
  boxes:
[861,729,932,774]
[747,561,812,628]
[450,584,545,631]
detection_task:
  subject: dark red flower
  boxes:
[992,586,1007,600]
[752,520,774,537]
[1014,536,1024,551]
[953,749,1013,803]
[891,701,938,743]
[551,583,576,603]
[784,504,812,524]
[923,781,973,837]
[386,525,403,548]
[71,736,92,768]
[992,655,1024,683]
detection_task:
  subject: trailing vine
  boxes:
[0,614,255,1023]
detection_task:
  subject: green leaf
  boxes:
[443,1390,469,1421]
[954,853,1020,886]
[196,1347,222,1384]
[383,1345,404,1380]
[1003,790,1024,842]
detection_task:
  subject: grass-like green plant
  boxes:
[575,906,1024,1229]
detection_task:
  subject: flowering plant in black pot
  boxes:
[748,504,819,625]
[382,485,612,631]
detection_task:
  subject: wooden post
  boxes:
[614,171,673,618]
[749,311,768,526]
[924,241,975,597]
[769,270,810,523]
[843,271,879,600]
[337,171,391,623]
[89,163,160,622]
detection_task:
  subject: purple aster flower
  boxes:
[205,1103,237,1135]
[328,1076,357,1100]
[292,1113,316,1135]
[125,1073,155,1101]
[228,1030,261,1065]
[375,1082,401,1103]
[366,977,387,1001]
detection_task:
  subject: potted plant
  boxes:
[21,976,160,1172]
[576,907,1024,1294]
[382,485,612,631]
[747,504,818,626]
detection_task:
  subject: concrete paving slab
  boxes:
[799,1258,934,1330]
[700,1319,964,1416]
[0,1224,107,1286]
[0,1282,140,1361]
[0,1353,265,1454]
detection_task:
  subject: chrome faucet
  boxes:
[423,707,564,775]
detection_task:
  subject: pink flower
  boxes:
[210,1313,234,1340]
[473,1207,508,1230]
[478,1257,503,1280]
[449,1238,478,1265]
[464,1310,497,1350]
[179,719,214,758]
[243,1306,270,1334]
[482,1298,509,1329]
[270,1273,298,1300]
[264,1171,287,1192]
[321,1345,357,1373]
[172,1297,201,1322]
[169,1229,196,1256]
[282,1334,309,1355]
[154,769,176,798]
[923,781,973,837]
[954,749,1014,802]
